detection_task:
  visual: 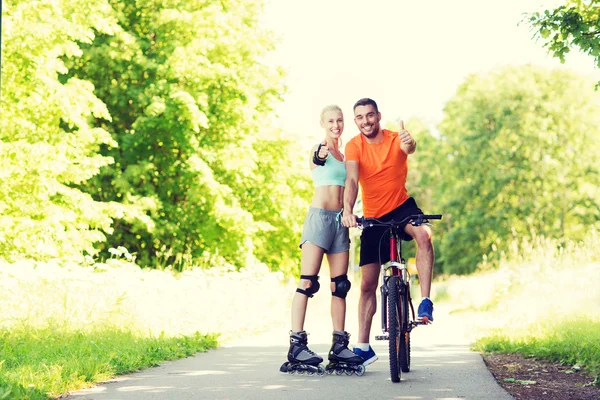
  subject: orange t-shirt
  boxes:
[345,129,409,218]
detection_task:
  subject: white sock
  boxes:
[422,297,431,302]
[355,343,370,351]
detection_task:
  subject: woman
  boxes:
[280,105,364,375]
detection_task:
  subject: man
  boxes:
[341,98,435,366]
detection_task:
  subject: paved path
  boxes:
[68,282,513,400]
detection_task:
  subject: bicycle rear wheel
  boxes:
[399,288,411,373]
[387,276,401,383]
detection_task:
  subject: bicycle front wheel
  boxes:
[387,276,401,383]
[399,287,411,373]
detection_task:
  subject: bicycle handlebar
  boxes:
[357,214,442,229]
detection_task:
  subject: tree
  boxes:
[528,0,600,85]
[0,0,147,262]
[68,0,309,272]
[438,65,600,274]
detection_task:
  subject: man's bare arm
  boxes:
[342,160,359,227]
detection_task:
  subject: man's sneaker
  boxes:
[417,298,434,322]
[353,345,378,366]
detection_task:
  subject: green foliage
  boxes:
[0,326,217,400]
[245,134,313,276]
[0,0,146,262]
[66,0,307,272]
[528,0,600,86]
[437,65,600,274]
[2,0,309,273]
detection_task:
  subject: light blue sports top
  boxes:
[312,153,346,187]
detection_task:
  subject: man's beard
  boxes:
[361,125,379,139]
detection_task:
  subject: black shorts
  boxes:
[359,197,423,267]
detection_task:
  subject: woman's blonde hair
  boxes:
[319,104,343,124]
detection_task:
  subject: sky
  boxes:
[261,0,600,145]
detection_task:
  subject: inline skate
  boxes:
[280,331,325,375]
[325,331,366,376]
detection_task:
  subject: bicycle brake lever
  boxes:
[411,216,426,226]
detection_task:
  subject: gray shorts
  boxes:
[299,208,350,254]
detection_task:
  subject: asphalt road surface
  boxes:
[69,284,513,400]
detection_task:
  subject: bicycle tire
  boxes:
[387,276,401,383]
[399,287,411,372]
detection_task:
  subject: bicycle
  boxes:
[357,213,442,383]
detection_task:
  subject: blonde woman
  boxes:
[280,105,364,376]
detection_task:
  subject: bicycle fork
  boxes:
[376,260,409,340]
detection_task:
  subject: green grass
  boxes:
[474,318,600,380]
[432,232,600,383]
[0,259,292,399]
[0,326,218,400]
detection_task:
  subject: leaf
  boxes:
[517,380,537,385]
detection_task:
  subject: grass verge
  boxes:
[474,318,600,381]
[0,326,218,400]
[0,259,292,399]
[432,232,600,383]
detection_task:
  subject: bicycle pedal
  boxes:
[375,335,389,340]
[414,319,431,325]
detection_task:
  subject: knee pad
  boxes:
[296,275,320,298]
[331,274,351,298]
